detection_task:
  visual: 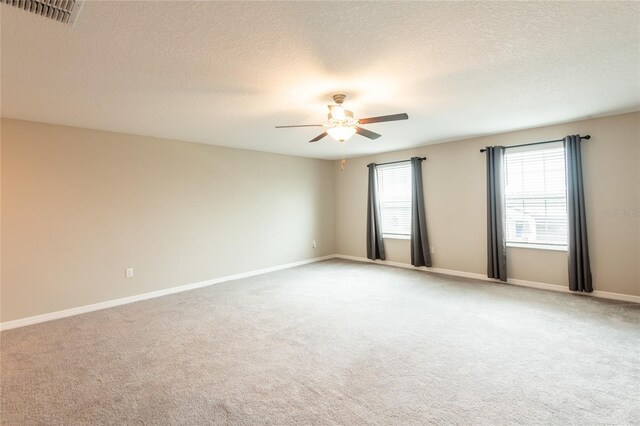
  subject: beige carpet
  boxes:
[2,259,639,425]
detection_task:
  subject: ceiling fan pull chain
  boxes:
[339,143,346,172]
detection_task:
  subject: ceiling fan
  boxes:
[276,94,409,143]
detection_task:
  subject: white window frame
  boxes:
[376,162,412,240]
[503,142,568,251]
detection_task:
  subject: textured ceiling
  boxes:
[2,1,639,159]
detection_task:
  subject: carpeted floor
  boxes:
[1,259,639,425]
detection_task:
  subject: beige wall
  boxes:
[335,112,640,297]
[1,119,335,322]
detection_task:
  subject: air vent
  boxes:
[3,0,82,24]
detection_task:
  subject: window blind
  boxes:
[504,143,567,247]
[377,162,412,237]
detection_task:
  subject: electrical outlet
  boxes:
[430,247,435,254]
[125,267,134,278]
[312,240,317,249]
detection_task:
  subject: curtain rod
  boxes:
[369,157,426,167]
[479,135,591,153]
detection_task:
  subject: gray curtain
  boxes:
[564,135,593,292]
[410,157,432,267]
[486,146,507,281]
[366,163,385,260]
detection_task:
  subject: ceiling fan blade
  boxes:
[358,113,408,125]
[309,132,328,143]
[275,124,325,128]
[355,126,382,140]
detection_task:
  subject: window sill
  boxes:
[507,242,567,252]
[383,234,410,240]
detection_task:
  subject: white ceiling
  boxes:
[2,1,639,160]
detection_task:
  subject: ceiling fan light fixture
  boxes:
[327,126,356,142]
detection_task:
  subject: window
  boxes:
[377,162,412,238]
[504,143,567,249]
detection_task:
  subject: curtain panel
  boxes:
[366,163,386,260]
[564,135,593,292]
[486,146,507,281]
[410,157,432,267]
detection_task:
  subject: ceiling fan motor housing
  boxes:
[328,109,354,124]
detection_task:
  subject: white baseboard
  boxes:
[3,253,638,331]
[0,255,335,332]
[334,254,492,281]
[333,254,640,304]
